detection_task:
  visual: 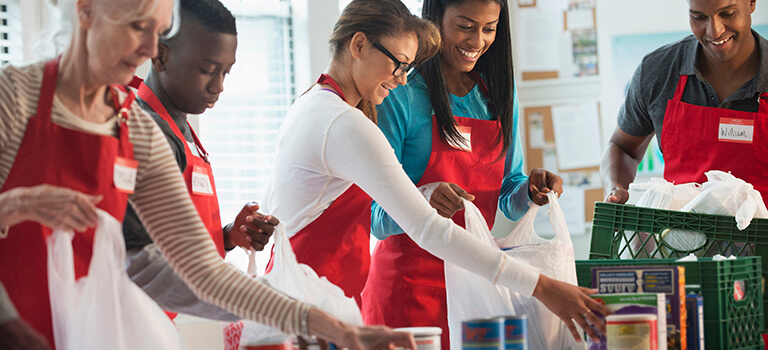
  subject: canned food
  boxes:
[462,318,504,350]
[241,335,292,350]
[501,316,527,350]
[395,327,442,350]
[606,314,658,350]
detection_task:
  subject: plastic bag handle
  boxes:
[462,199,496,247]
[546,192,573,244]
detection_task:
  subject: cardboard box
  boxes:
[592,265,686,350]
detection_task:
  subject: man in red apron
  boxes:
[601,0,767,204]
[122,0,276,321]
[265,73,373,308]
[0,57,137,348]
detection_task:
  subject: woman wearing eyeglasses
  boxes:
[360,0,595,348]
[262,1,608,342]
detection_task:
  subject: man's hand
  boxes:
[225,202,279,251]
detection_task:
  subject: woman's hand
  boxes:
[307,308,416,350]
[531,274,610,343]
[225,202,279,251]
[423,182,475,218]
[0,185,101,232]
[528,169,563,206]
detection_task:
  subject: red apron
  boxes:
[362,76,505,350]
[265,74,372,307]
[661,75,768,202]
[134,80,226,258]
[0,58,136,347]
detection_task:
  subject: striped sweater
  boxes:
[0,61,308,334]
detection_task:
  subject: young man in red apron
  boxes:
[123,0,276,321]
[0,57,137,348]
[602,0,767,204]
[265,73,373,308]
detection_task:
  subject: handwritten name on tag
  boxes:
[114,157,138,194]
[718,118,753,144]
[192,165,214,196]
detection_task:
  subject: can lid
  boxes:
[463,317,505,323]
[606,314,657,322]
[394,327,443,336]
[242,335,291,346]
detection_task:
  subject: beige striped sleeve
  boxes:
[127,109,310,334]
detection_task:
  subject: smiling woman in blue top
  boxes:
[361,0,569,348]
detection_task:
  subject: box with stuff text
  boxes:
[592,265,686,350]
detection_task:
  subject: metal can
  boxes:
[462,318,504,350]
[606,314,658,350]
[502,315,527,350]
[395,327,442,350]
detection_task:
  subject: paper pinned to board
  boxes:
[551,103,602,170]
[518,7,562,72]
[565,8,594,30]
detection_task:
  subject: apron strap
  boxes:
[469,71,490,98]
[672,75,689,101]
[36,57,60,122]
[187,123,209,162]
[316,74,348,102]
[759,92,768,115]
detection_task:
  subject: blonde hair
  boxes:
[34,0,180,59]
[329,0,440,122]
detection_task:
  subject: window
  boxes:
[0,0,22,66]
[338,0,422,15]
[199,0,299,273]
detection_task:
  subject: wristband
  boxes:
[300,303,311,337]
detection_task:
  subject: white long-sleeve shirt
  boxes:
[0,61,309,334]
[261,88,541,296]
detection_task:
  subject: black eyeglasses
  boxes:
[372,42,414,77]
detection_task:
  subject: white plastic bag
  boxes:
[444,200,517,350]
[47,209,186,350]
[237,223,363,345]
[497,192,581,350]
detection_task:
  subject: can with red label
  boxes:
[395,327,442,350]
[502,315,527,350]
[462,317,504,350]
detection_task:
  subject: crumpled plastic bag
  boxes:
[232,223,363,347]
[47,209,186,350]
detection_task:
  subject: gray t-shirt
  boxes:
[618,30,768,151]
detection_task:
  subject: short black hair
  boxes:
[181,0,237,35]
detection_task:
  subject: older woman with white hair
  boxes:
[0,0,415,349]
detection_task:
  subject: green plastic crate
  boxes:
[589,202,768,315]
[576,257,764,350]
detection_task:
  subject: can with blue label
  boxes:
[502,315,527,350]
[462,318,504,350]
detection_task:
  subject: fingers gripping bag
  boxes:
[235,223,363,347]
[47,209,186,350]
[444,200,517,350]
[495,192,581,350]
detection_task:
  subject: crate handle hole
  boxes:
[660,229,707,252]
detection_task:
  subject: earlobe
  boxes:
[152,43,170,72]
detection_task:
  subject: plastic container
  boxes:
[606,314,658,350]
[577,257,763,350]
[395,327,442,350]
[589,202,768,318]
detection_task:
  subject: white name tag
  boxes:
[191,165,214,196]
[114,157,138,194]
[447,126,472,152]
[719,118,754,144]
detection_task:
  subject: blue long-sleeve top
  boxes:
[371,71,531,240]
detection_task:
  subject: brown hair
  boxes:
[329,0,440,123]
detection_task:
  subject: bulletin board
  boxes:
[515,0,598,81]
[523,103,604,223]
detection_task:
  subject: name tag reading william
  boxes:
[192,165,214,196]
[114,157,138,194]
[719,118,753,144]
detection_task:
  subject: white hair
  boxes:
[33,0,180,60]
